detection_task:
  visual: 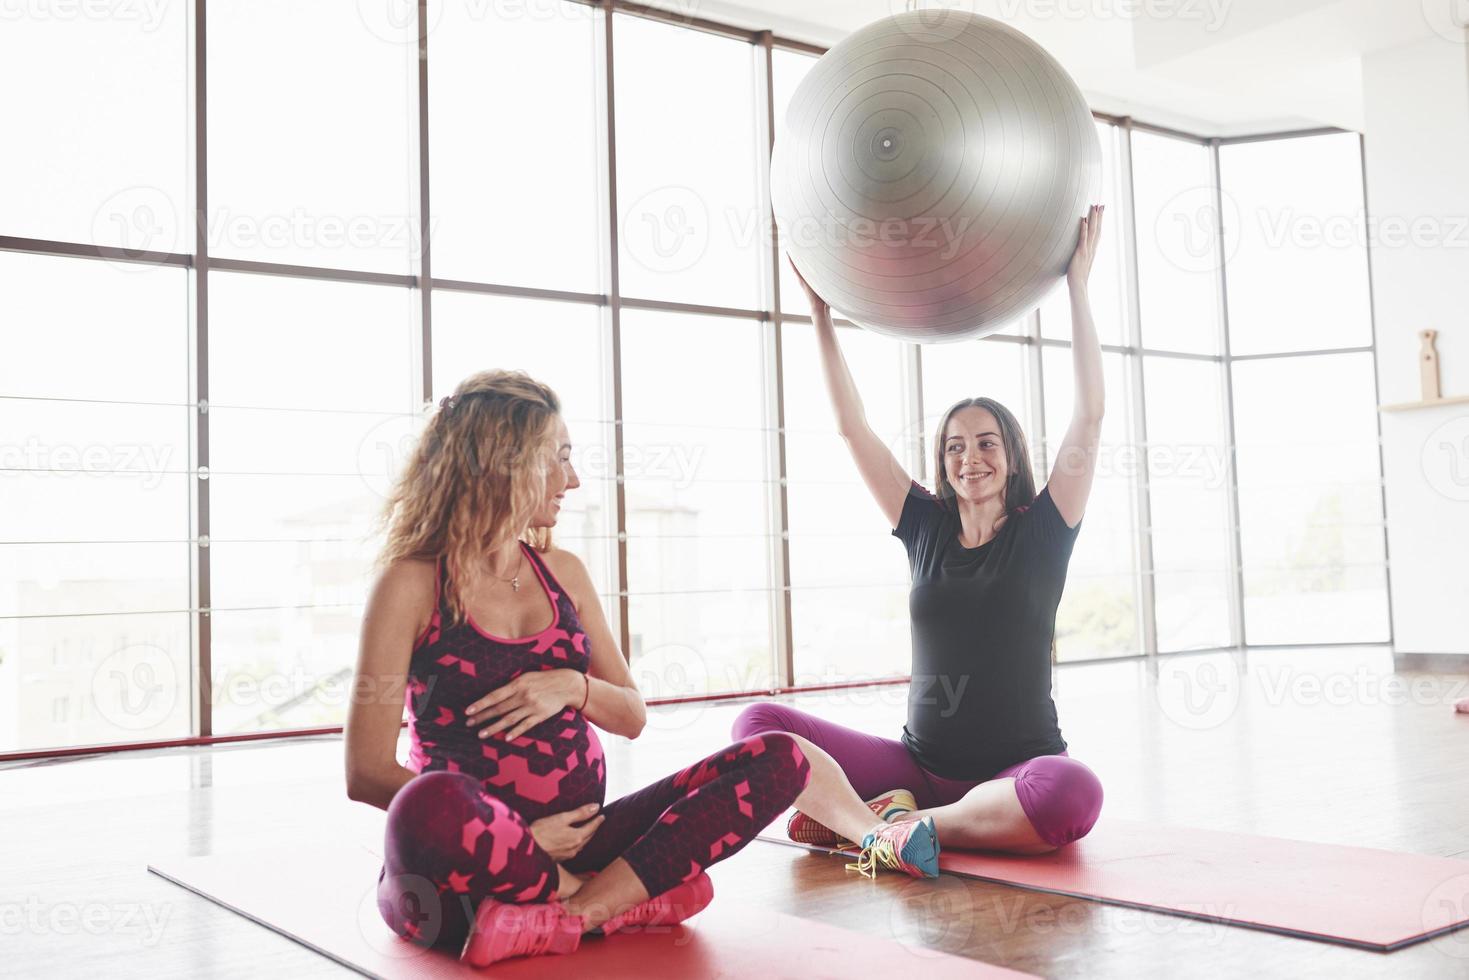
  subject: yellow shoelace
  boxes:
[845,834,900,879]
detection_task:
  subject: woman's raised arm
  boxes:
[795,259,913,529]
[1047,204,1107,529]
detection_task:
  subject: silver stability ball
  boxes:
[772,10,1100,342]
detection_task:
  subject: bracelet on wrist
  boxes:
[577,671,591,712]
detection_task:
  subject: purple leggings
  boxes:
[732,703,1102,847]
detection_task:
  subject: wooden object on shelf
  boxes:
[1379,329,1465,412]
[1421,329,1441,401]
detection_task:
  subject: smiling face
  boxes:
[941,405,1009,505]
[529,415,579,528]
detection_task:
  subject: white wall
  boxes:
[1362,35,1469,657]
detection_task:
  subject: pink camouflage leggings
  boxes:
[376,733,811,950]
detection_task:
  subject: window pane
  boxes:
[1232,353,1389,644]
[1132,131,1220,354]
[1041,347,1138,660]
[1040,121,1126,346]
[773,47,818,319]
[1,247,189,403]
[208,1,416,273]
[0,5,188,251]
[0,253,192,752]
[782,321,910,680]
[1220,133,1371,355]
[207,273,416,733]
[210,606,363,735]
[432,293,617,597]
[614,15,761,309]
[0,613,191,753]
[430,2,600,291]
[620,310,773,692]
[1143,358,1232,651]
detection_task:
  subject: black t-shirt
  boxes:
[892,481,1080,781]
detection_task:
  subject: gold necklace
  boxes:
[489,549,526,592]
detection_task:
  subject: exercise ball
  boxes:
[772,10,1100,342]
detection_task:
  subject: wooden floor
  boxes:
[5,644,1469,978]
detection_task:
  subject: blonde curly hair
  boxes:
[377,369,562,626]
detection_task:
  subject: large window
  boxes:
[1222,134,1388,644]
[429,2,600,291]
[614,15,763,309]
[1232,354,1389,644]
[1,6,1391,756]
[1143,358,1234,651]
[208,1,417,274]
[1132,131,1221,355]
[1042,349,1140,661]
[0,254,192,751]
[620,311,774,694]
[207,274,417,734]
[785,323,912,683]
[1220,133,1374,356]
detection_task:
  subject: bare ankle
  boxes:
[556,866,586,898]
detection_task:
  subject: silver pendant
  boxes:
[511,577,520,592]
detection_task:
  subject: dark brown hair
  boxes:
[931,397,1037,514]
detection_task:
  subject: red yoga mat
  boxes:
[148,841,1034,979]
[758,817,1469,952]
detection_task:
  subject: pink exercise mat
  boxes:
[148,840,1034,979]
[758,817,1469,952]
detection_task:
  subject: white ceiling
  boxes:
[651,0,1464,137]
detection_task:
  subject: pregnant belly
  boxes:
[474,722,607,822]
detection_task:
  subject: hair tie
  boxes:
[439,395,455,412]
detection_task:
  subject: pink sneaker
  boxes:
[595,872,714,936]
[460,898,583,967]
[786,788,917,847]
